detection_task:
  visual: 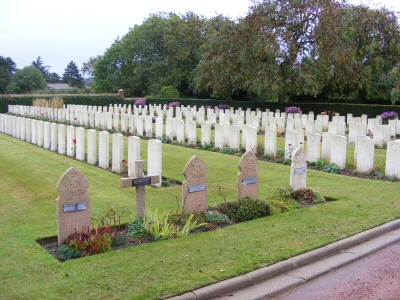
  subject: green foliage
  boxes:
[234,197,271,222]
[205,210,231,225]
[58,244,82,261]
[265,198,299,215]
[7,66,47,93]
[313,192,326,204]
[127,209,205,241]
[159,86,180,98]
[0,56,16,93]
[62,61,85,88]
[127,217,150,239]
[316,158,327,169]
[321,163,343,174]
[215,198,270,222]
[220,147,234,155]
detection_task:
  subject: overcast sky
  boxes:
[1,0,399,77]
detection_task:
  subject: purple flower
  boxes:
[169,101,180,107]
[135,98,146,106]
[285,106,302,114]
[218,104,230,110]
[381,111,398,120]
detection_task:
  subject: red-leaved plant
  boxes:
[66,222,115,256]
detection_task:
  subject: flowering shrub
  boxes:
[168,101,180,107]
[381,111,398,120]
[134,98,146,106]
[218,104,230,110]
[285,106,302,114]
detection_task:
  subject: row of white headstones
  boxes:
[3,104,400,178]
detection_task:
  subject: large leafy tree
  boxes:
[7,66,47,93]
[92,12,207,97]
[0,56,16,93]
[62,61,85,88]
[31,56,50,82]
[315,3,400,102]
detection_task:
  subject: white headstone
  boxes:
[330,135,347,169]
[306,133,321,163]
[147,139,162,187]
[290,147,307,191]
[264,128,277,158]
[112,133,124,174]
[99,131,110,169]
[386,141,400,178]
[87,129,97,165]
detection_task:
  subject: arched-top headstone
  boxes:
[56,167,91,246]
[290,146,307,191]
[182,155,208,213]
[237,151,259,200]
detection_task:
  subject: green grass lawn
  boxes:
[1,132,399,299]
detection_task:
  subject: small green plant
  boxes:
[272,186,292,198]
[205,210,231,225]
[387,174,398,182]
[160,135,171,143]
[162,180,171,187]
[265,198,299,214]
[127,217,150,239]
[321,163,343,174]
[276,148,285,158]
[313,192,326,204]
[220,147,235,155]
[127,209,205,241]
[316,158,327,170]
[263,152,273,159]
[353,169,359,176]
[58,244,82,261]
[234,197,271,222]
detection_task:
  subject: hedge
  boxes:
[1,95,399,118]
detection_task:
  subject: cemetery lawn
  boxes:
[1,133,399,300]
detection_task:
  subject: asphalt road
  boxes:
[269,241,400,300]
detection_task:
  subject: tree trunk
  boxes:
[278,93,287,103]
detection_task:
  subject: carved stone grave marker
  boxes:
[290,147,307,191]
[56,167,91,246]
[182,155,208,213]
[237,151,259,200]
[120,160,160,218]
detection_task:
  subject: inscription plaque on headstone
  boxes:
[188,184,205,193]
[63,202,87,213]
[120,160,160,218]
[243,177,257,185]
[294,167,306,174]
[132,177,152,186]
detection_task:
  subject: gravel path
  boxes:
[269,241,400,300]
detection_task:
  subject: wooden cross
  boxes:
[120,160,160,218]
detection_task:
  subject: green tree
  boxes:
[31,56,50,82]
[316,4,400,102]
[0,56,16,93]
[7,66,47,93]
[92,12,207,97]
[81,56,99,77]
[62,61,85,88]
[48,72,61,83]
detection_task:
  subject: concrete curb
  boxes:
[167,218,400,300]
